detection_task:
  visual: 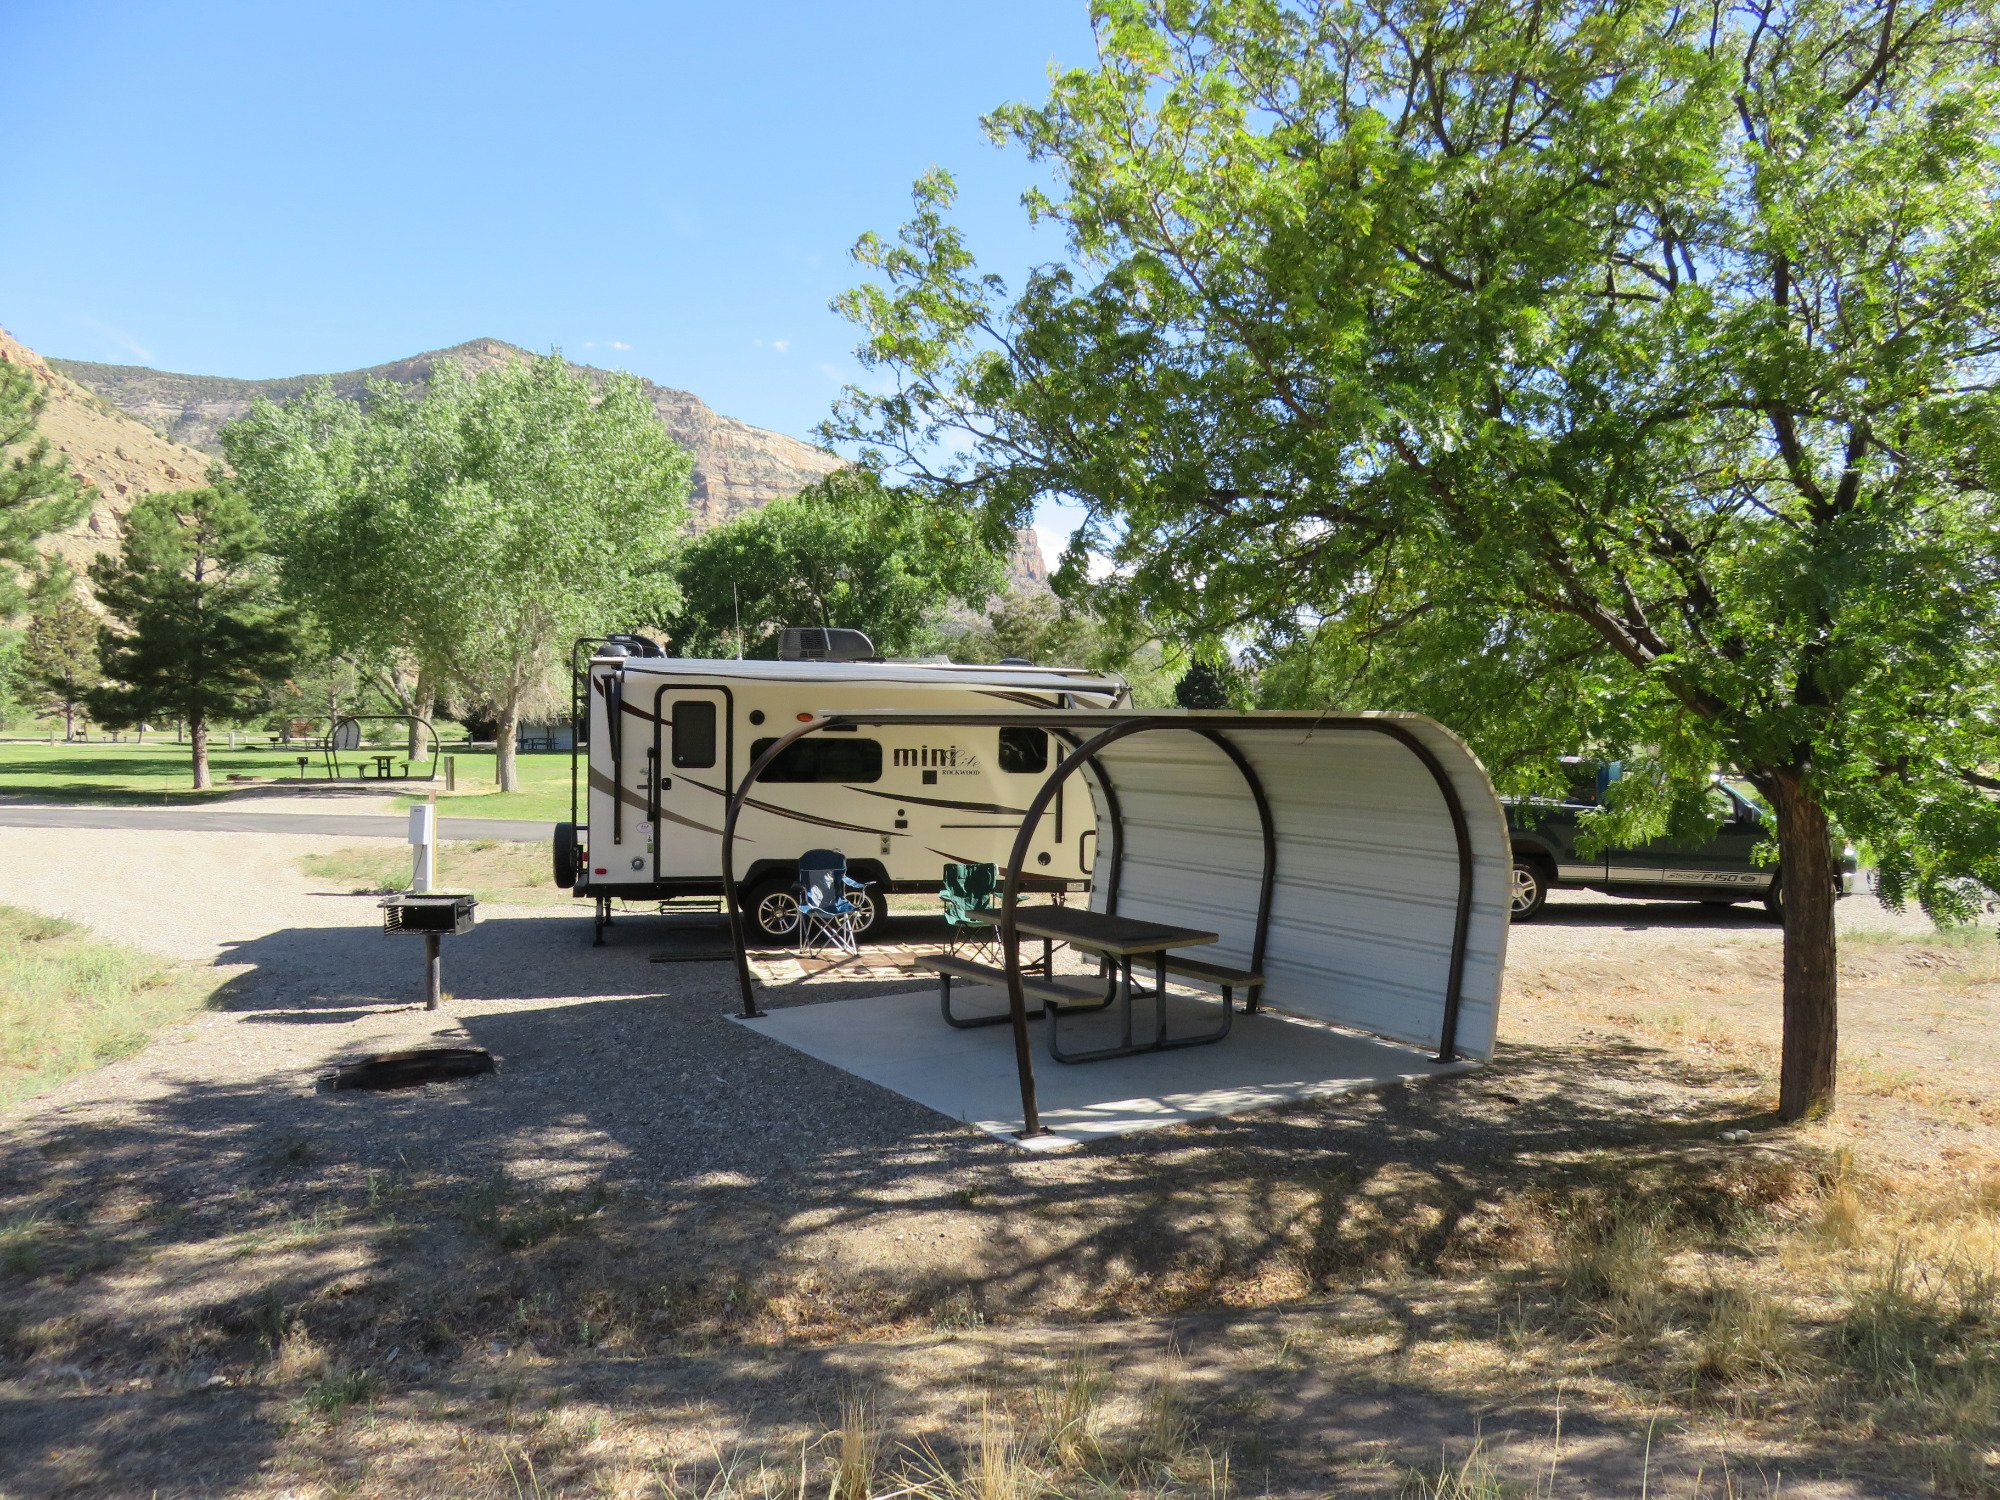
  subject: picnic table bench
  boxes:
[919,908,1250,1064]
[1160,954,1263,1008]
[917,952,1114,1030]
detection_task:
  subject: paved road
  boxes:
[0,804,546,842]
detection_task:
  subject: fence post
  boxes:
[445,755,456,792]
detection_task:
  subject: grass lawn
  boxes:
[391,747,575,822]
[0,905,222,1108]
[0,741,348,803]
[0,739,571,820]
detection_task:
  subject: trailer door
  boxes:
[652,686,732,881]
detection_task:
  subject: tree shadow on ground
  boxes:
[0,906,1851,1497]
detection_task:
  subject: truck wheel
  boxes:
[1510,858,1550,921]
[743,874,802,942]
[1764,875,1784,924]
[552,822,579,891]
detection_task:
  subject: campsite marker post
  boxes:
[409,804,436,894]
[409,805,439,1008]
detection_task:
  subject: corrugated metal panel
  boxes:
[1082,716,1510,1062]
[728,708,1511,1069]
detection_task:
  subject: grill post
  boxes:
[379,894,477,1011]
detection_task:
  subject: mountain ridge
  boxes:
[48,336,1048,589]
[49,336,846,531]
[14,330,1046,591]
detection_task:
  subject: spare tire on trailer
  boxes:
[552,822,579,891]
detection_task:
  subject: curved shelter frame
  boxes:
[722,710,1510,1140]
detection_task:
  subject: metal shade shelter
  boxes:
[723,710,1512,1140]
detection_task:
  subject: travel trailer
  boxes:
[555,630,1130,942]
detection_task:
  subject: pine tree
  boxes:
[18,567,101,739]
[88,486,298,788]
[0,357,91,619]
[1174,660,1236,711]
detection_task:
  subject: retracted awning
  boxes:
[723,710,1512,1140]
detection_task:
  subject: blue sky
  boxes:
[1,0,1096,558]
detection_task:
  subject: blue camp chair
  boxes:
[794,849,874,954]
[940,861,1000,962]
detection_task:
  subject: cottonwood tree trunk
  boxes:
[495,699,520,793]
[409,666,435,761]
[190,713,211,790]
[1765,770,1838,1122]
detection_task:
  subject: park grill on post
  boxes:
[379,893,478,1010]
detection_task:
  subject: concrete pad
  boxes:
[735,984,1474,1147]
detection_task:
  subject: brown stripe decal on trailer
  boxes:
[674,775,904,840]
[973,689,1067,709]
[589,769,738,838]
[850,786,1029,816]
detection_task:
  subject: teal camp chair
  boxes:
[940,861,1000,962]
[795,848,872,954]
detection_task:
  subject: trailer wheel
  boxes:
[850,886,885,939]
[743,875,802,942]
[553,822,579,891]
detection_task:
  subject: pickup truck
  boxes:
[1506,764,1859,921]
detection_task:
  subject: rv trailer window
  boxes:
[751,736,883,784]
[670,700,717,768]
[998,727,1049,774]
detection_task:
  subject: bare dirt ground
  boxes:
[0,824,1993,1498]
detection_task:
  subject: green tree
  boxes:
[18,566,101,739]
[966,590,1182,705]
[88,486,299,788]
[830,0,2000,1120]
[226,354,693,790]
[1,358,90,619]
[672,469,1007,657]
[407,356,691,789]
[1173,659,1238,711]
[0,633,23,728]
[221,378,441,755]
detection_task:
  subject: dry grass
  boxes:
[460,1171,610,1252]
[0,904,219,1107]
[1400,1436,1542,1500]
[831,1389,881,1500]
[16,1122,1991,1493]
[1532,1154,1999,1492]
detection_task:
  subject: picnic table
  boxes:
[1011,907,1231,1063]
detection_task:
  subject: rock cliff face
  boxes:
[0,327,212,575]
[50,337,849,530]
[30,333,1047,588]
